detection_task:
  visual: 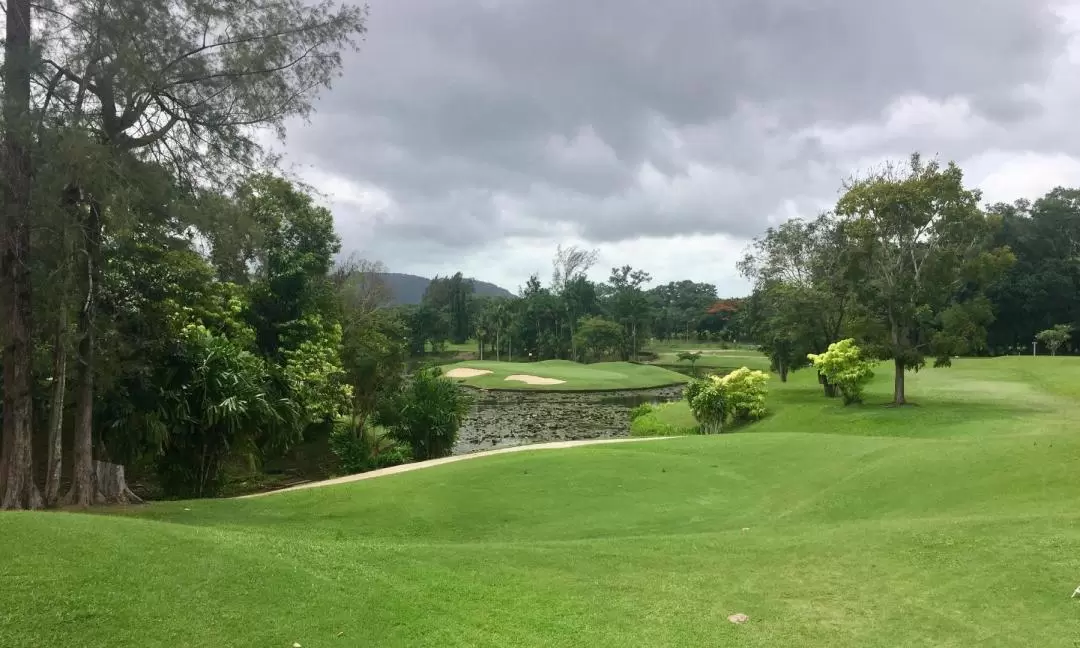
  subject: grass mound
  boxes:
[439,359,689,391]
[4,357,1080,646]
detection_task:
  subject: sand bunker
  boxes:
[444,368,494,378]
[504,374,567,385]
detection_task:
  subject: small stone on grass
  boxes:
[728,613,749,624]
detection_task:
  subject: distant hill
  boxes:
[379,272,515,305]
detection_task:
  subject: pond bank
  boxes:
[453,384,685,454]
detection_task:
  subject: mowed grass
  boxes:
[440,359,689,391]
[643,341,771,373]
[630,401,701,436]
[4,357,1080,646]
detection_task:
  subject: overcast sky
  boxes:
[269,0,1079,295]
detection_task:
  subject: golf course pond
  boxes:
[452,384,685,454]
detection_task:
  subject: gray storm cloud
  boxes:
[281,0,1066,264]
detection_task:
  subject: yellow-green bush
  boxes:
[685,367,769,433]
[808,339,876,404]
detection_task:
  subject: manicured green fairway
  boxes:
[440,359,689,390]
[4,357,1080,646]
[642,342,772,374]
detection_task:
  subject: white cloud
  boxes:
[965,151,1080,204]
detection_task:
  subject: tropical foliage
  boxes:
[377,368,473,461]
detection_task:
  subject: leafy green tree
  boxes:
[1036,324,1072,356]
[676,351,703,376]
[743,285,809,383]
[279,315,352,427]
[340,307,407,414]
[551,245,599,358]
[836,154,1014,404]
[237,175,341,353]
[516,274,561,360]
[739,213,852,393]
[492,298,517,361]
[221,175,350,449]
[605,265,653,361]
[403,303,450,356]
[574,316,624,362]
[423,273,475,345]
[649,281,718,341]
[985,191,1080,353]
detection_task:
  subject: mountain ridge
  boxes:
[379,272,515,305]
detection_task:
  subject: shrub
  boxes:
[720,367,770,423]
[377,367,472,461]
[685,367,769,433]
[687,377,726,434]
[330,416,412,474]
[628,402,655,421]
[683,378,706,409]
[807,339,875,405]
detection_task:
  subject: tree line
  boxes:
[394,249,746,364]
[740,154,1078,405]
[0,0,367,509]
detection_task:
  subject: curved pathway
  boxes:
[239,436,680,499]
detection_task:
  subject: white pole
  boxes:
[1033,340,1037,357]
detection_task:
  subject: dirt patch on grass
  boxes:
[505,374,567,385]
[445,368,494,378]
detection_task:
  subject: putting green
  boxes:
[439,359,690,391]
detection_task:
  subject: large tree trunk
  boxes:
[889,314,907,406]
[63,200,104,507]
[818,371,837,398]
[893,358,906,405]
[93,460,141,504]
[44,191,76,507]
[44,329,68,506]
[0,0,42,510]
[569,319,576,362]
